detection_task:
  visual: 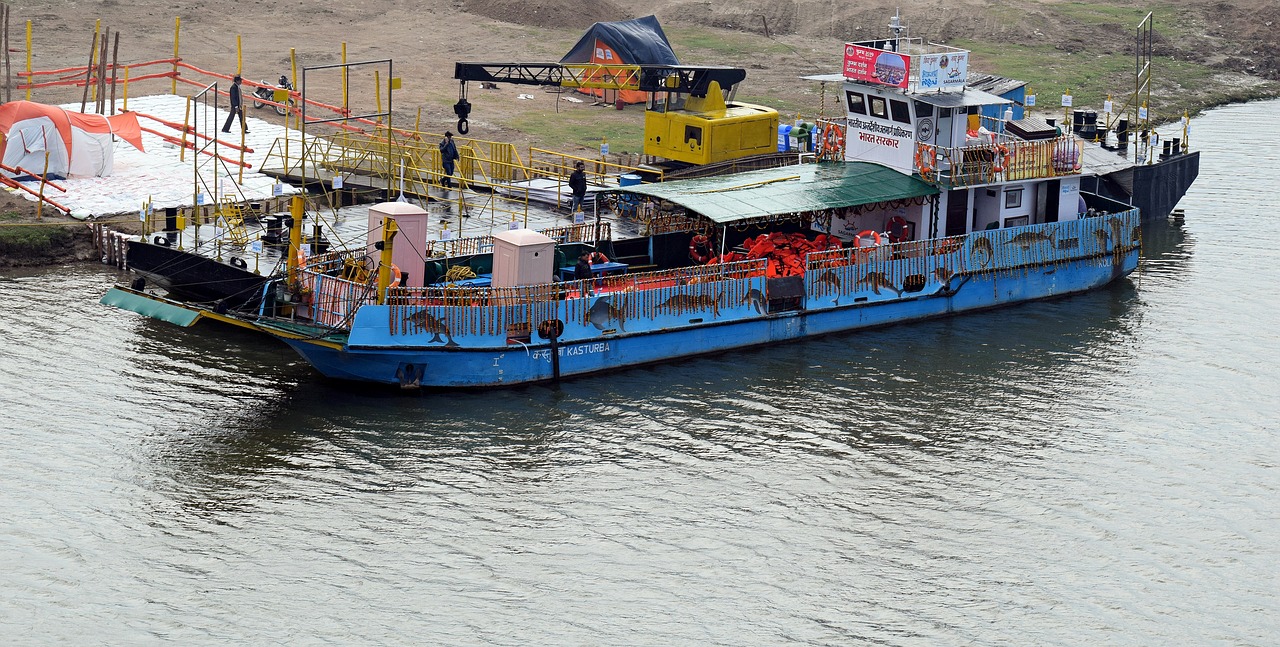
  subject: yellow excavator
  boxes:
[452,62,780,168]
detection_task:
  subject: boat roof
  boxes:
[616,162,938,225]
[799,73,1011,107]
[911,88,1011,108]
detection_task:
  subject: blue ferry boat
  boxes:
[103,29,1162,388]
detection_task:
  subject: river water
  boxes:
[2,100,1278,645]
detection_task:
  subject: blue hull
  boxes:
[278,211,1140,387]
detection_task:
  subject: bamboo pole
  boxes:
[109,31,119,114]
[236,34,241,76]
[341,42,348,124]
[80,27,98,113]
[171,17,179,95]
[36,152,49,220]
[24,19,31,100]
[4,4,11,104]
[122,66,129,110]
[180,96,190,162]
[97,27,109,114]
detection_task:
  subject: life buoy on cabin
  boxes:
[990,143,1011,174]
[389,263,402,287]
[852,229,882,248]
[886,216,911,244]
[229,256,248,270]
[585,251,609,265]
[689,234,712,264]
[915,144,937,182]
[822,123,845,160]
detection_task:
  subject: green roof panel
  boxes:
[619,161,938,224]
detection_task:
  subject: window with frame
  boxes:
[869,96,888,119]
[1004,188,1023,209]
[889,99,911,124]
[846,91,867,115]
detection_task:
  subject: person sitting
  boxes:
[574,253,594,296]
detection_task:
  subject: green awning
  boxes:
[619,161,938,224]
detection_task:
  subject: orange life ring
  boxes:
[586,251,609,265]
[295,247,307,268]
[852,230,882,248]
[915,144,937,181]
[821,123,845,160]
[886,216,910,243]
[389,263,402,287]
[689,234,711,264]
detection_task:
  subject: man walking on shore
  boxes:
[221,75,247,134]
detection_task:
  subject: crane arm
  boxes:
[450,62,749,134]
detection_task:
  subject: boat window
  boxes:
[938,107,952,118]
[845,91,867,115]
[1004,188,1023,209]
[889,99,911,124]
[869,96,888,119]
[914,101,934,118]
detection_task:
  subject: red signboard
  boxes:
[843,43,910,89]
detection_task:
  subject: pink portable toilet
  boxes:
[366,202,429,287]
[491,229,555,288]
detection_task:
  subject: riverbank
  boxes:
[0,191,144,267]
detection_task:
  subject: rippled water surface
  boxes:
[2,101,1278,645]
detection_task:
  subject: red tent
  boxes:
[0,101,144,179]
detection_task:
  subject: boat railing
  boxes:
[297,265,381,330]
[388,258,766,308]
[805,208,1140,303]
[423,222,612,259]
[917,135,1083,188]
[383,259,768,341]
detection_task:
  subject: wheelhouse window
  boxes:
[869,96,888,119]
[889,99,911,124]
[846,91,867,115]
[1004,188,1023,209]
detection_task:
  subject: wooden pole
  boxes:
[341,42,348,125]
[24,19,31,100]
[236,34,241,76]
[109,31,119,114]
[180,95,190,162]
[171,17,179,95]
[36,152,49,221]
[98,27,110,114]
[80,27,98,113]
[4,4,11,104]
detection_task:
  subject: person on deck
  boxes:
[221,75,247,134]
[568,161,587,213]
[574,253,594,296]
[439,131,460,188]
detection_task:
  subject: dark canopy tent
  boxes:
[559,15,679,104]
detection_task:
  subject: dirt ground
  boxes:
[2,0,1277,264]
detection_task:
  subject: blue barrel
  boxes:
[777,124,793,152]
[619,173,642,187]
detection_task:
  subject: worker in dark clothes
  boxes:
[221,75,247,134]
[568,161,587,213]
[574,253,594,296]
[439,131,459,188]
